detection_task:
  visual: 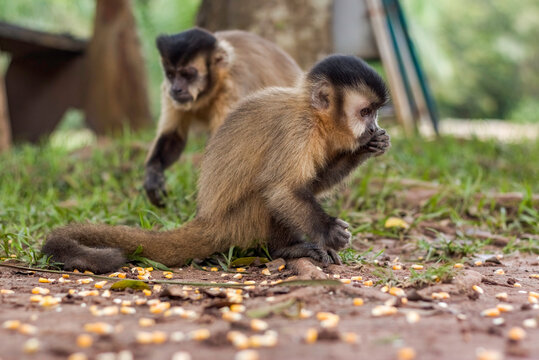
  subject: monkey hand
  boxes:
[363,128,391,157]
[325,218,352,251]
[144,167,167,208]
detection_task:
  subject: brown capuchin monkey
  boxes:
[42,55,390,273]
[144,28,302,207]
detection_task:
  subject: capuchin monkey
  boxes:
[145,28,301,207]
[42,55,390,273]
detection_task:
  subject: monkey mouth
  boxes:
[172,94,194,104]
[357,126,378,146]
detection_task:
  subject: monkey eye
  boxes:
[360,108,372,117]
[181,67,198,80]
[165,71,174,79]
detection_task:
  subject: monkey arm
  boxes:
[263,186,351,251]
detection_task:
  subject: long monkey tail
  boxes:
[41,219,219,274]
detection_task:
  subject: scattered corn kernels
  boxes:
[371,305,398,317]
[529,274,539,279]
[473,285,484,294]
[397,347,416,360]
[84,322,114,335]
[236,268,246,273]
[136,331,153,344]
[142,289,152,296]
[228,331,249,349]
[150,302,171,314]
[529,291,539,299]
[210,267,219,272]
[363,280,373,287]
[0,289,15,294]
[299,308,313,319]
[392,264,403,271]
[261,268,271,276]
[94,281,108,289]
[138,318,155,327]
[513,283,522,288]
[278,264,285,271]
[481,308,501,317]
[496,303,514,312]
[117,273,126,279]
[19,324,38,335]
[29,295,43,303]
[250,319,268,332]
[235,349,259,360]
[406,311,420,324]
[495,292,508,301]
[39,296,61,307]
[411,264,424,270]
[121,306,136,315]
[494,269,505,275]
[23,338,40,354]
[233,273,243,280]
[476,348,502,360]
[38,277,54,283]
[152,331,167,344]
[68,352,88,360]
[389,287,405,297]
[230,304,246,313]
[304,328,318,344]
[353,298,364,306]
[189,328,210,341]
[528,295,538,304]
[3,320,21,330]
[523,318,537,328]
[351,276,363,281]
[454,263,464,268]
[508,327,526,341]
[341,332,358,344]
[223,311,242,322]
[76,334,93,348]
[474,261,483,266]
[171,352,192,360]
[384,217,409,229]
[340,279,351,284]
[431,292,450,300]
[31,287,49,295]
[77,278,93,284]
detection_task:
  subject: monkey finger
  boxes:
[327,249,342,265]
[335,218,350,229]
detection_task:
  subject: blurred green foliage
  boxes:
[403,0,539,122]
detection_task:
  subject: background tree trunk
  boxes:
[197,0,333,69]
[84,0,151,135]
[0,62,11,152]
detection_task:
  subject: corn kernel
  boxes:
[530,274,539,279]
[384,217,409,229]
[142,289,152,296]
[494,269,505,275]
[23,338,40,354]
[121,306,136,315]
[431,292,450,300]
[223,311,242,322]
[94,281,107,289]
[513,283,522,288]
[150,302,171,314]
[353,298,364,306]
[278,264,285,271]
[19,324,38,335]
[351,276,363,281]
[299,308,313,319]
[381,285,389,293]
[228,331,249,349]
[411,264,424,270]
[341,332,358,344]
[31,287,49,295]
[3,320,21,330]
[371,305,398,317]
[189,328,210,341]
[392,264,403,271]
[76,334,93,348]
[0,289,15,294]
[68,289,77,295]
[138,273,150,281]
[83,271,94,275]
[84,322,114,335]
[250,319,268,332]
[528,295,538,304]
[39,295,61,307]
[473,285,484,294]
[397,347,416,360]
[340,279,351,284]
[136,331,153,344]
[389,287,405,297]
[117,273,126,279]
[152,331,167,344]
[481,308,501,317]
[77,278,93,285]
[68,352,88,360]
[363,280,373,287]
[529,291,539,299]
[508,327,526,341]
[495,292,508,301]
[236,268,246,273]
[138,318,155,327]
[476,348,502,360]
[230,304,246,313]
[235,349,259,360]
[29,294,43,303]
[304,328,318,344]
[171,352,191,360]
[523,318,537,328]
[474,261,483,266]
[233,273,243,280]
[78,290,99,297]
[145,267,154,272]
[496,303,514,312]
[406,311,420,324]
[39,277,54,283]
[165,273,173,279]
[454,263,464,268]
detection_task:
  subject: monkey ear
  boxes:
[213,40,234,68]
[311,81,332,110]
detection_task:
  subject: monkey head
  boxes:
[156,28,232,110]
[307,55,389,148]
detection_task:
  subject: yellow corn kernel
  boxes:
[228,331,249,349]
[476,349,502,360]
[353,298,364,306]
[138,273,150,281]
[68,289,77,295]
[530,274,539,279]
[392,264,403,271]
[299,308,313,319]
[351,276,363,281]
[189,328,210,341]
[223,311,242,322]
[384,217,409,229]
[152,331,167,344]
[513,282,522,288]
[528,295,538,304]
[38,277,53,283]
[77,278,93,285]
[341,332,358,344]
[304,328,318,344]
[496,303,514,312]
[3,320,21,330]
[83,322,114,335]
[474,261,483,266]
[150,302,171,314]
[340,279,351,284]
[372,305,398,317]
[431,292,450,300]
[83,271,94,275]
[136,331,153,344]
[138,318,155,327]
[230,304,246,313]
[31,287,50,295]
[389,287,405,297]
[29,295,43,303]
[495,292,508,301]
[494,269,505,275]
[233,273,243,280]
[68,352,88,360]
[39,296,61,307]
[94,281,107,289]
[363,280,373,287]
[523,318,537,328]
[454,263,464,268]
[397,347,416,360]
[117,273,126,279]
[0,289,15,294]
[78,290,99,297]
[165,273,173,279]
[508,327,526,341]
[381,285,389,293]
[76,334,93,348]
[244,280,256,285]
[23,338,40,354]
[100,290,109,297]
[19,324,38,335]
[236,268,246,273]
[411,264,424,270]
[529,291,539,299]
[481,308,501,317]
[250,319,269,332]
[406,311,420,324]
[121,306,136,315]
[278,264,285,271]
[228,294,243,303]
[142,289,152,297]
[473,285,484,294]
[73,269,80,273]
[145,267,154,272]
[235,349,259,360]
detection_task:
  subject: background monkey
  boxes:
[42,55,390,273]
[144,27,302,207]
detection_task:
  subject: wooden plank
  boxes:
[0,59,11,151]
[366,0,415,135]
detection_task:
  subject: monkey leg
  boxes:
[268,218,340,265]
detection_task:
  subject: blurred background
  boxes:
[0,0,538,150]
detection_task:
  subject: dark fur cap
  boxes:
[156,28,217,66]
[308,55,389,105]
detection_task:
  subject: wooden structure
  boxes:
[0,0,150,143]
[0,61,10,151]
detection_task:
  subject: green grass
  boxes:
[0,129,538,269]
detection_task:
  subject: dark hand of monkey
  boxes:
[362,128,391,157]
[325,218,352,251]
[144,166,167,207]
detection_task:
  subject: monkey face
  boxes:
[163,56,209,110]
[342,90,383,146]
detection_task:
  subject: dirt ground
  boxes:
[1,253,538,360]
